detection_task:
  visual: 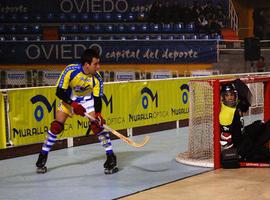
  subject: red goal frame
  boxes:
[211,76,270,169]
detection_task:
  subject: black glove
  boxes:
[238,99,250,112]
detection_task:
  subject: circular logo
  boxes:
[142,95,148,109]
[182,92,188,104]
[34,105,44,122]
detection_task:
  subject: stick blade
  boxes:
[131,136,150,148]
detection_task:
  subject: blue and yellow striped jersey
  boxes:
[57,64,93,97]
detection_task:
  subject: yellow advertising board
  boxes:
[7,78,191,146]
[102,79,190,129]
[0,92,6,149]
[8,87,90,146]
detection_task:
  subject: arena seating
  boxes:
[0,1,226,41]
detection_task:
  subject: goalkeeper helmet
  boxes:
[221,83,238,107]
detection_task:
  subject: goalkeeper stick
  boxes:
[240,162,270,168]
[84,113,150,148]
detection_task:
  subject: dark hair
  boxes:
[81,48,100,65]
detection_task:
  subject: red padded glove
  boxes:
[95,112,105,126]
[71,102,86,116]
[91,113,105,134]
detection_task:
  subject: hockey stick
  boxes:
[84,113,150,148]
[240,162,270,168]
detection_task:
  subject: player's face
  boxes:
[90,57,100,72]
[84,57,100,74]
[224,91,236,106]
[92,57,101,71]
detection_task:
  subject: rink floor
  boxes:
[0,128,211,200]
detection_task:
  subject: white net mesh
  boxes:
[176,81,214,167]
[176,79,265,168]
[247,83,264,113]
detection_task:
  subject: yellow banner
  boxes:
[8,78,191,146]
[8,87,90,146]
[102,79,190,129]
[0,92,6,149]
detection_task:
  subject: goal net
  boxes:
[176,76,270,169]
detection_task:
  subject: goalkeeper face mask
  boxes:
[221,84,238,107]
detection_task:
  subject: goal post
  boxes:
[176,76,270,169]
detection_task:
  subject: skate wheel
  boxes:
[36,166,47,173]
[104,167,119,175]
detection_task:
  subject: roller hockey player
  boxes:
[35,48,118,174]
[219,79,270,168]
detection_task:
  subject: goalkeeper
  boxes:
[35,48,118,174]
[219,79,270,166]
